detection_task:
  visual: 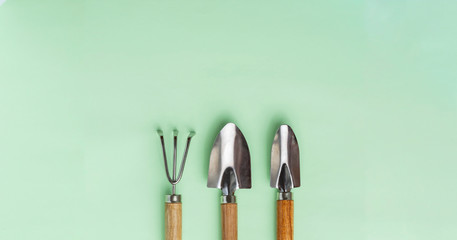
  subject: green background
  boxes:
[1,1,456,239]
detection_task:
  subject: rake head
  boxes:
[158,129,195,196]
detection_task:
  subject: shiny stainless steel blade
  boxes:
[207,123,251,196]
[270,125,300,193]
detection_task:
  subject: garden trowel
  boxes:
[271,125,300,240]
[208,123,251,240]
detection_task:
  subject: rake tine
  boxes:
[172,130,179,194]
[158,130,173,183]
[173,130,178,180]
[175,131,195,183]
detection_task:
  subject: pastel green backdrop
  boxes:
[0,1,456,240]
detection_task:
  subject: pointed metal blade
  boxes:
[207,123,251,194]
[270,125,300,192]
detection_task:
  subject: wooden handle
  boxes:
[165,202,182,240]
[221,203,237,240]
[277,200,294,240]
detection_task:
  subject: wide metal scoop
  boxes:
[271,125,300,194]
[208,123,251,240]
[271,125,300,240]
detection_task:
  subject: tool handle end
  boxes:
[221,203,237,240]
[277,200,294,240]
[165,202,182,240]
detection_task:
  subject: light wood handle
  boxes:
[277,200,294,240]
[221,203,237,240]
[165,202,182,240]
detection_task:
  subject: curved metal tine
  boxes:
[175,131,196,183]
[157,130,173,184]
[172,130,178,182]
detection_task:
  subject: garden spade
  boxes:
[271,125,300,240]
[208,123,251,240]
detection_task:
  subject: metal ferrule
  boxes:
[277,192,293,200]
[221,195,236,204]
[165,194,181,203]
